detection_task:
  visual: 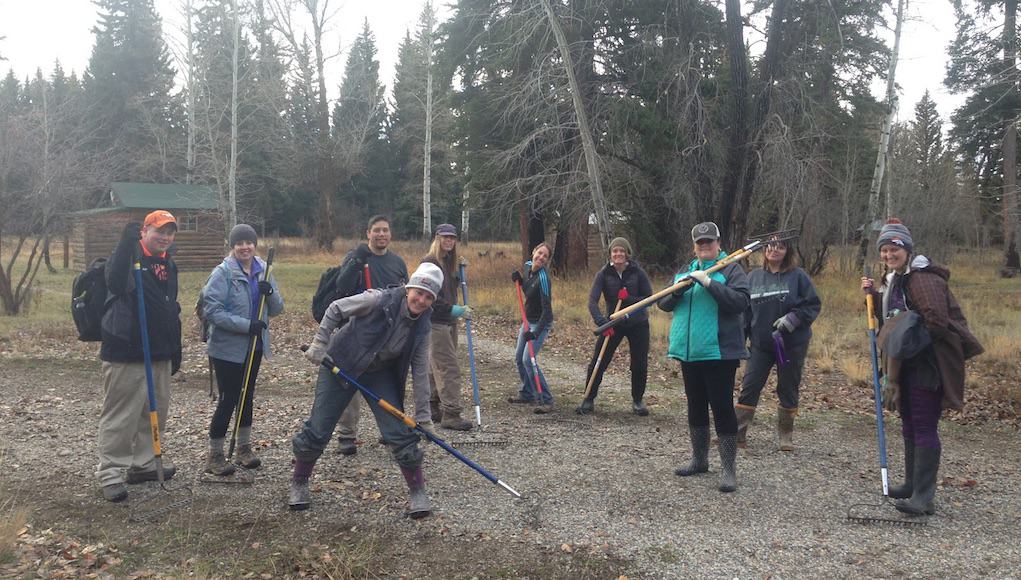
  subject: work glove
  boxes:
[305,336,328,365]
[258,280,274,296]
[671,282,692,299]
[451,305,473,319]
[511,270,523,284]
[773,313,799,333]
[617,287,629,301]
[595,316,610,327]
[601,327,615,338]
[881,377,900,413]
[122,221,143,242]
[248,319,267,335]
[522,330,537,342]
[353,243,372,263]
[690,270,711,288]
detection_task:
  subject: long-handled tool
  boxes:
[226,248,275,461]
[458,259,483,426]
[321,360,521,498]
[582,289,625,400]
[847,277,925,527]
[514,277,544,402]
[594,240,764,335]
[129,256,192,522]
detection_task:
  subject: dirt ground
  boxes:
[1,319,1020,578]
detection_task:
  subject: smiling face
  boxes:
[406,287,436,315]
[880,244,909,272]
[366,220,392,253]
[693,238,720,262]
[232,239,256,263]
[439,235,457,253]
[610,246,629,267]
[140,224,176,254]
[764,241,787,269]
[531,244,550,269]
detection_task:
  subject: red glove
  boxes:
[617,287,629,301]
[601,328,615,338]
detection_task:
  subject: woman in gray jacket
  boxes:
[202,225,284,475]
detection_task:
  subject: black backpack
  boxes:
[311,265,343,323]
[71,258,109,342]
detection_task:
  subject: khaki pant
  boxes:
[429,322,463,417]
[96,360,171,485]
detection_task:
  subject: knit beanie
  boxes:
[229,224,258,247]
[876,218,913,253]
[608,237,632,256]
[406,262,444,299]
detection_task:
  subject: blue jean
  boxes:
[292,366,424,468]
[515,323,553,404]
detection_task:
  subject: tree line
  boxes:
[0,0,1018,293]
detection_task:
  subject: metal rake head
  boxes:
[449,439,511,448]
[748,229,801,245]
[846,500,928,528]
[128,482,194,523]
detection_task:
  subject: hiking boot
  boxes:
[288,479,311,511]
[126,462,177,484]
[205,451,237,477]
[102,482,128,502]
[401,466,431,519]
[575,398,595,415]
[735,405,755,449]
[889,439,915,499]
[533,403,554,414]
[440,414,473,431]
[895,446,939,516]
[235,445,262,469]
[632,400,650,417]
[336,438,357,456]
[718,434,738,493]
[418,421,436,435]
[777,407,796,452]
[507,395,535,404]
[675,425,710,477]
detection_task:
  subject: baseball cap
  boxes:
[406,262,444,299]
[691,222,720,242]
[144,210,177,229]
[435,223,458,237]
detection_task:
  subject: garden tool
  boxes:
[458,259,484,427]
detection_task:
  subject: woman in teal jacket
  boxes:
[658,222,749,492]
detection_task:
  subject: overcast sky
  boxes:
[0,0,965,124]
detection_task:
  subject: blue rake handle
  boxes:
[458,262,483,426]
[133,259,168,486]
[321,360,521,498]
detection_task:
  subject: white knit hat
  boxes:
[406,262,444,299]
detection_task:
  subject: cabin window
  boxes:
[177,215,198,232]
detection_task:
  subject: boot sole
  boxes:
[407,509,431,519]
[288,502,310,511]
[674,467,709,477]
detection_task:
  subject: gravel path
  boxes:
[1,332,1019,578]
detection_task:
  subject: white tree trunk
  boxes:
[422,3,434,238]
[184,0,196,185]
[538,0,611,251]
[227,0,240,230]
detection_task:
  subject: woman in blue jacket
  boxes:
[737,236,821,451]
[658,222,749,492]
[202,224,284,475]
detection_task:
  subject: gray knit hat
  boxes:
[406,262,444,299]
[876,219,913,253]
[228,224,258,247]
[608,237,632,256]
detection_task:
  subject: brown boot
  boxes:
[440,412,472,431]
[735,405,756,449]
[236,445,262,469]
[206,451,237,476]
[777,407,797,452]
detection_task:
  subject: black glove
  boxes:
[248,319,267,335]
[511,271,523,284]
[354,243,372,263]
[258,280,274,295]
[595,316,609,327]
[522,330,537,342]
[671,284,692,299]
[122,221,142,242]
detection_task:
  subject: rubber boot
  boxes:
[674,425,710,476]
[735,405,755,449]
[777,407,796,452]
[888,439,915,499]
[896,446,939,516]
[632,400,649,417]
[718,434,738,493]
[288,459,314,511]
[575,398,595,415]
[336,438,357,456]
[236,445,262,469]
[400,466,431,519]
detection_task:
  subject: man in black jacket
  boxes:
[96,211,182,502]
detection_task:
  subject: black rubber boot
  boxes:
[674,425,710,476]
[718,434,738,493]
[888,439,915,499]
[575,398,595,415]
[895,446,939,516]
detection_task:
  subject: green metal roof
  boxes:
[111,182,218,210]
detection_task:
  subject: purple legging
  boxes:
[900,386,942,450]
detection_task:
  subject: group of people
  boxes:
[93,210,978,520]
